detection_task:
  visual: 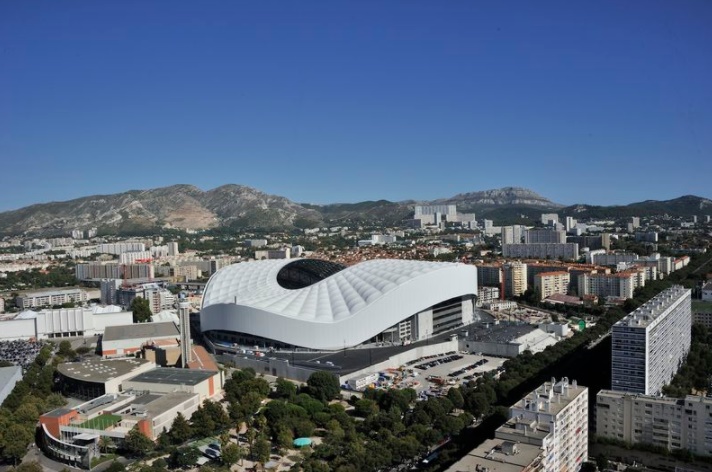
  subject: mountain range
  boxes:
[0,185,709,237]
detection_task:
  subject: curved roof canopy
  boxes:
[201,258,477,350]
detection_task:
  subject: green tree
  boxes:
[122,425,154,457]
[57,340,76,358]
[221,442,242,468]
[99,435,115,453]
[274,378,297,400]
[306,371,340,402]
[130,297,152,323]
[104,462,126,472]
[2,424,34,464]
[168,447,200,469]
[254,434,271,465]
[10,461,44,472]
[168,412,191,444]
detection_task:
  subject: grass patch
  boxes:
[91,453,118,468]
[693,301,712,313]
[79,414,121,430]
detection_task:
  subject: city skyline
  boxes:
[2,1,711,212]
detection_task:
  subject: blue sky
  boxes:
[1,1,710,211]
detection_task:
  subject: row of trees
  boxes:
[0,344,66,465]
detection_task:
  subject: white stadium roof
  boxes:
[201,258,477,350]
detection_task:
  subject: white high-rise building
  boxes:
[167,242,179,256]
[611,285,691,395]
[468,378,588,472]
[540,213,559,225]
[501,225,526,244]
[565,216,577,232]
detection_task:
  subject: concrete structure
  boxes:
[100,279,122,305]
[592,252,639,266]
[201,259,478,351]
[76,263,154,281]
[702,282,712,302]
[1,307,132,341]
[611,285,691,395]
[102,322,180,357]
[502,243,579,262]
[167,242,179,256]
[255,248,291,260]
[178,301,192,368]
[447,378,587,472]
[541,213,559,225]
[57,358,155,399]
[476,263,502,288]
[15,288,88,309]
[122,367,221,402]
[578,269,646,300]
[0,365,23,405]
[477,286,500,307]
[525,229,566,244]
[534,271,570,301]
[97,242,145,255]
[502,262,527,298]
[501,225,526,244]
[596,390,712,457]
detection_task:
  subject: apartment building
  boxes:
[501,225,526,244]
[15,288,89,309]
[476,263,502,288]
[503,262,528,298]
[525,229,566,244]
[596,390,712,457]
[96,242,146,255]
[541,213,559,225]
[76,263,154,281]
[448,377,588,472]
[577,269,646,300]
[611,285,692,395]
[534,271,570,301]
[502,243,579,262]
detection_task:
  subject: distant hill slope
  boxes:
[0,185,708,237]
[562,195,712,219]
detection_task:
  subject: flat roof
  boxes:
[445,438,543,472]
[103,321,179,342]
[57,358,153,383]
[141,392,198,417]
[42,408,75,418]
[0,365,22,385]
[126,367,217,386]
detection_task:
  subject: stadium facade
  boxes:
[200,259,478,351]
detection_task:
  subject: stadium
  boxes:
[200,258,478,351]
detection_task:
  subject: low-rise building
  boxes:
[102,322,180,358]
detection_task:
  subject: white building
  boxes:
[448,378,588,472]
[596,390,712,456]
[534,271,570,301]
[15,288,89,309]
[502,243,579,262]
[611,285,691,395]
[541,213,559,225]
[1,307,133,340]
[201,259,477,351]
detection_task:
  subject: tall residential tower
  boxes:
[611,285,691,395]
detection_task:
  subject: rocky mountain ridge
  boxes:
[0,184,708,236]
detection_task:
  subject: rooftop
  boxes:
[103,321,179,342]
[445,438,543,472]
[511,377,587,418]
[614,285,690,329]
[57,358,153,382]
[126,367,217,386]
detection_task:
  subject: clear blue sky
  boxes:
[1,1,710,212]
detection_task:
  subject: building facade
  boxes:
[534,271,571,301]
[502,243,579,261]
[502,261,528,298]
[596,390,712,457]
[448,378,588,472]
[611,285,692,395]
